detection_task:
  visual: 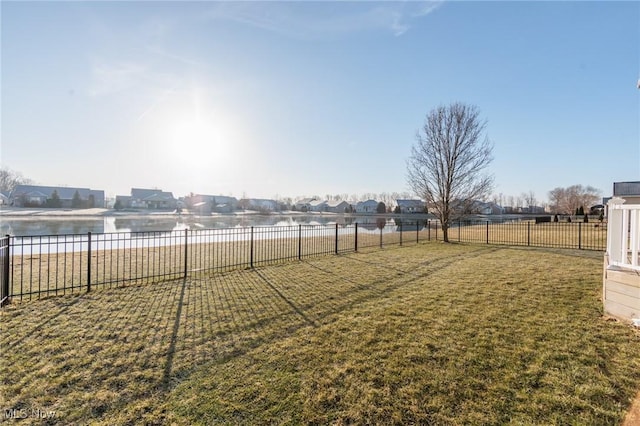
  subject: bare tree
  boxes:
[548,185,601,215]
[0,166,32,194]
[524,191,536,208]
[491,192,505,208]
[407,103,493,242]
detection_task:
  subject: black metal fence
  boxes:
[452,219,607,251]
[1,218,607,305]
[1,236,9,307]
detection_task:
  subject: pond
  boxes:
[0,214,432,237]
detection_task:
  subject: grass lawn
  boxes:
[1,242,639,424]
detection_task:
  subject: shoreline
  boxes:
[0,207,336,219]
[0,207,432,220]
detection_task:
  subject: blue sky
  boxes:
[2,1,639,204]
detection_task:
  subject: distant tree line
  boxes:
[0,166,32,193]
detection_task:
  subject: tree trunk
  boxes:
[442,224,449,242]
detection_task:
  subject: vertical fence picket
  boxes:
[1,235,10,306]
[250,227,254,268]
[87,232,92,293]
[355,223,359,252]
[184,229,188,278]
[578,222,582,250]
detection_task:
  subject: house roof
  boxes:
[11,184,103,200]
[131,188,175,201]
[326,200,349,208]
[614,181,640,196]
[296,198,317,205]
[396,199,424,207]
[143,193,174,202]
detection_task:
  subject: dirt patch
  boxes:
[623,390,640,426]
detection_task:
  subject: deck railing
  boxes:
[606,198,640,272]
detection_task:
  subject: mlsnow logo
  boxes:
[4,408,56,419]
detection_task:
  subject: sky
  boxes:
[1,1,639,204]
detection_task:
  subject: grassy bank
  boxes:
[1,243,639,424]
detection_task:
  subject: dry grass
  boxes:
[1,242,638,425]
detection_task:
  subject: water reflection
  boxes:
[0,215,422,237]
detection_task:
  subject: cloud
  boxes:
[204,1,444,39]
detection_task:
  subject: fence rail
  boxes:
[2,218,607,305]
[606,200,640,272]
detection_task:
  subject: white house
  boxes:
[326,200,351,213]
[116,188,176,210]
[185,194,238,213]
[471,201,504,215]
[396,199,425,214]
[355,199,379,214]
[309,199,328,212]
[294,198,316,211]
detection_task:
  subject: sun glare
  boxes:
[169,118,228,169]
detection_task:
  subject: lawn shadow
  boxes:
[1,244,515,423]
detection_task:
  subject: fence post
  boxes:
[486,221,489,245]
[459,220,461,242]
[184,228,188,278]
[355,223,358,252]
[87,232,92,292]
[428,220,431,241]
[298,224,302,260]
[527,222,530,246]
[250,226,254,268]
[435,222,438,240]
[399,222,403,246]
[416,221,419,244]
[335,223,339,254]
[578,222,582,250]
[2,235,10,306]
[379,226,383,248]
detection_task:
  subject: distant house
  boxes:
[521,205,545,214]
[613,181,640,205]
[396,199,425,214]
[0,192,9,205]
[309,199,328,212]
[185,194,238,214]
[355,200,378,214]
[10,184,105,208]
[241,198,279,212]
[469,200,503,215]
[294,198,317,211]
[116,188,176,210]
[326,200,351,213]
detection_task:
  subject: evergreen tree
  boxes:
[72,190,82,208]
[47,190,62,208]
